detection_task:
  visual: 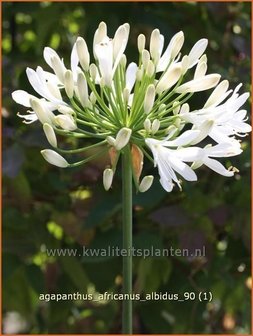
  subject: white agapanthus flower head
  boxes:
[12,22,251,192]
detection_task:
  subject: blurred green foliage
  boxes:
[2,2,251,334]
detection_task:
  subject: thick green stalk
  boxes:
[122,145,133,334]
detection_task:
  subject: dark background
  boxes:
[2,2,251,334]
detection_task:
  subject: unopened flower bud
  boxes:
[194,61,207,79]
[89,63,98,82]
[100,77,106,88]
[146,60,155,77]
[120,54,127,68]
[87,93,95,106]
[41,149,69,168]
[144,119,151,132]
[55,114,77,131]
[139,175,154,192]
[115,127,132,151]
[142,50,150,69]
[173,102,180,115]
[123,88,130,103]
[77,71,89,107]
[144,84,155,114]
[188,38,208,69]
[179,103,189,115]
[58,106,75,115]
[158,104,166,113]
[136,67,144,81]
[176,74,221,94]
[76,37,90,72]
[170,31,184,60]
[43,123,57,147]
[64,70,74,98]
[174,117,181,128]
[103,168,114,191]
[181,55,189,74]
[138,34,146,53]
[106,136,116,147]
[151,119,160,134]
[30,98,54,124]
[150,29,160,63]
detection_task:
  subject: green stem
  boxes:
[122,145,133,334]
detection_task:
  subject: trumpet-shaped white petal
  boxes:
[17,111,38,124]
[126,63,138,92]
[94,37,113,87]
[94,23,129,87]
[51,56,66,83]
[70,42,79,81]
[187,38,208,69]
[26,67,64,106]
[157,31,184,72]
[12,90,34,108]
[93,22,107,56]
[181,86,250,143]
[204,80,230,108]
[113,23,130,61]
[156,63,182,94]
[146,138,202,191]
[175,74,221,94]
[76,37,90,71]
[41,149,69,168]
[192,142,242,177]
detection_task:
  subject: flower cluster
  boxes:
[12,22,251,192]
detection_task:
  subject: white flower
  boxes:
[146,131,202,191]
[191,142,242,177]
[93,22,129,87]
[181,84,251,144]
[157,31,184,72]
[12,22,250,192]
